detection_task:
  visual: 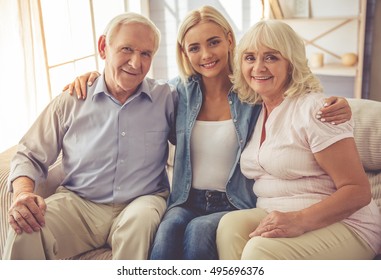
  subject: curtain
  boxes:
[0,0,49,152]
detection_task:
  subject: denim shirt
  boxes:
[168,75,261,210]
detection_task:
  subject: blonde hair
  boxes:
[103,12,161,54]
[176,6,236,83]
[233,20,323,104]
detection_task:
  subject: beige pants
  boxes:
[216,208,375,260]
[3,186,168,260]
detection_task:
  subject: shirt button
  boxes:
[229,101,232,104]
[233,119,237,123]
[121,132,126,136]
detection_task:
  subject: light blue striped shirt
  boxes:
[9,74,177,204]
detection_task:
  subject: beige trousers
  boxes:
[216,208,375,260]
[3,186,168,260]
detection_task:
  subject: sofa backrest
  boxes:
[349,98,381,171]
[348,98,381,213]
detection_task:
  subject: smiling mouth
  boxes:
[123,69,140,76]
[253,76,272,80]
[201,61,217,69]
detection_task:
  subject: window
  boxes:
[40,0,127,97]
[0,0,147,151]
[40,0,263,95]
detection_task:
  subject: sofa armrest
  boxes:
[0,145,64,259]
[0,146,16,259]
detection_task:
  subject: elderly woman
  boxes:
[216,20,381,260]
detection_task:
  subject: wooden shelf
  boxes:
[311,63,356,77]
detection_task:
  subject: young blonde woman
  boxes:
[216,20,381,260]
[64,6,352,259]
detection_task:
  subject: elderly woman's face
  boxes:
[241,45,290,100]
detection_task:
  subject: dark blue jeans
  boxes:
[149,189,236,260]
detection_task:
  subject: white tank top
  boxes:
[190,119,239,192]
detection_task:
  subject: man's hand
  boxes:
[8,177,47,234]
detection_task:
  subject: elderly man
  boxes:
[3,12,177,260]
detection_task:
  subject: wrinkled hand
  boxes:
[8,192,46,235]
[249,211,306,238]
[317,96,352,125]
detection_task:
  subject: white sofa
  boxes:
[0,98,380,260]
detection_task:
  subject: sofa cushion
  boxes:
[368,172,381,211]
[67,247,112,260]
[348,98,381,171]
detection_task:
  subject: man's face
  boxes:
[100,22,155,98]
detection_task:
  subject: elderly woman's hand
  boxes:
[249,210,306,238]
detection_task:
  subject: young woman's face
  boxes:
[183,21,232,79]
[241,45,290,100]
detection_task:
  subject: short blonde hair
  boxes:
[103,12,161,54]
[233,20,323,104]
[176,6,236,83]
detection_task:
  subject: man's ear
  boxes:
[98,35,107,59]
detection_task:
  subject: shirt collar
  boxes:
[189,74,201,83]
[91,72,153,103]
[188,74,234,97]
